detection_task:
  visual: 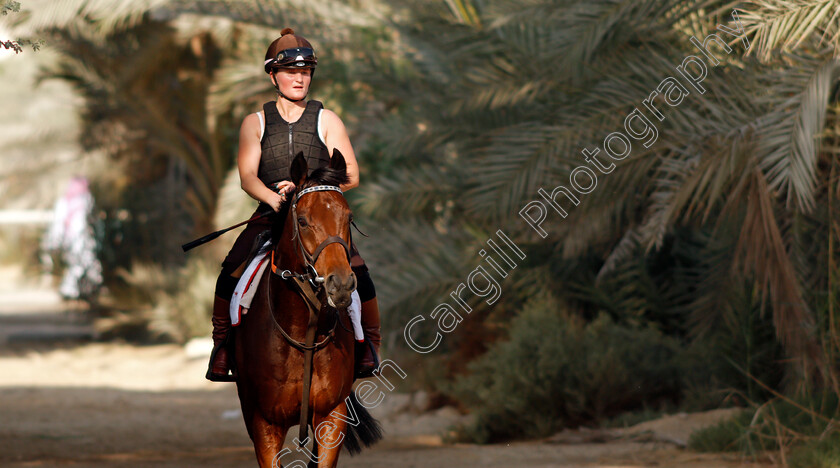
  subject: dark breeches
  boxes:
[215,212,272,300]
[214,210,375,302]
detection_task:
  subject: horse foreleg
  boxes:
[250,413,289,468]
[312,404,350,468]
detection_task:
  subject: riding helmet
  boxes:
[264,28,318,74]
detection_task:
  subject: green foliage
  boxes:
[448,295,682,443]
[1,1,42,53]
[0,38,43,53]
[789,432,840,468]
[689,393,840,457]
[40,14,232,258]
[345,0,838,382]
[676,284,786,408]
[687,410,753,453]
[89,162,193,273]
[8,3,840,459]
[1,1,20,15]
[545,227,786,410]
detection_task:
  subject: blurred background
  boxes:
[2,0,840,466]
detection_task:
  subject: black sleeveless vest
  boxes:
[258,100,331,187]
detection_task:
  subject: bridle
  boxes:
[271,186,350,286]
[265,184,354,447]
[289,185,350,287]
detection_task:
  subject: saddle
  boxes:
[232,229,273,279]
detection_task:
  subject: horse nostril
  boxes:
[325,273,356,295]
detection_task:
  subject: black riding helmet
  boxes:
[264,28,318,102]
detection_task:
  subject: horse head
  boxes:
[285,150,355,309]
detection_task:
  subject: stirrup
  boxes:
[354,338,380,379]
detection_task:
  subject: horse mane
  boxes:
[270,200,292,243]
[301,165,349,189]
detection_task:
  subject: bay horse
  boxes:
[233,151,381,467]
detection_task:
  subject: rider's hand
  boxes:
[267,181,296,212]
[267,192,285,212]
[275,181,296,195]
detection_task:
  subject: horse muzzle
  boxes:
[325,271,356,309]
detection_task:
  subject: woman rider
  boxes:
[206,28,381,382]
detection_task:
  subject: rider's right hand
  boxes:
[267,192,285,212]
[265,181,296,212]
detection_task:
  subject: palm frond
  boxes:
[462,124,575,223]
[727,157,820,369]
[358,218,472,322]
[754,55,840,212]
[595,227,641,282]
[354,162,461,221]
[740,0,840,61]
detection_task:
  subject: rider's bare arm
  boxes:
[321,109,360,191]
[238,113,287,212]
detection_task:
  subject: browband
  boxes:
[295,185,342,202]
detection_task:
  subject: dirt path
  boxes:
[0,265,772,467]
[0,343,774,468]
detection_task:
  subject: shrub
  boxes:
[788,432,840,468]
[447,294,682,443]
[689,393,840,458]
[687,410,753,452]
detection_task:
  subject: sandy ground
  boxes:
[0,265,774,468]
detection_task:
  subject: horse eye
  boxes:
[349,213,354,223]
[297,216,308,227]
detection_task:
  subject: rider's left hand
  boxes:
[275,181,296,196]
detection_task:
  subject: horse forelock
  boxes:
[302,165,348,189]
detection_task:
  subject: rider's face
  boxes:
[271,68,312,100]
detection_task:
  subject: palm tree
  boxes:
[10,0,839,389]
[2,0,379,261]
[34,15,229,266]
[349,0,840,386]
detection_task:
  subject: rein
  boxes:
[266,184,352,447]
[265,272,335,352]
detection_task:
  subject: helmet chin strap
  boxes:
[275,85,306,102]
[272,73,310,102]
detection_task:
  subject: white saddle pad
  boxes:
[230,242,363,341]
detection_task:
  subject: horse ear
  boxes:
[290,152,308,188]
[329,149,346,173]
